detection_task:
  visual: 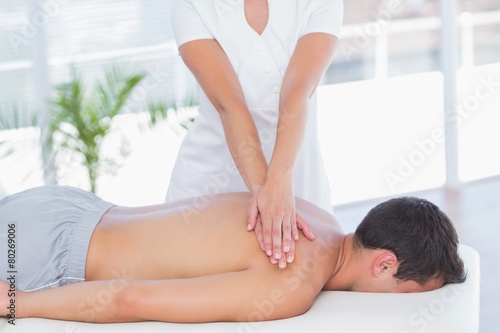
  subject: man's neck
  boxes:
[323,233,359,291]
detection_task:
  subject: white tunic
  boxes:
[166,0,343,212]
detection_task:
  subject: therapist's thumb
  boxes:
[247,202,259,231]
[297,214,315,241]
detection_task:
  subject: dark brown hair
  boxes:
[354,197,467,285]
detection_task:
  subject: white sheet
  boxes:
[0,244,480,333]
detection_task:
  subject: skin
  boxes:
[178,0,339,266]
[0,192,443,323]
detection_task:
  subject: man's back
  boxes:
[87,192,257,281]
[87,192,344,285]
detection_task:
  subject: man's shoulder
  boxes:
[295,196,342,230]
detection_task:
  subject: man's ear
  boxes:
[372,251,398,277]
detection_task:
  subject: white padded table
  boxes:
[0,244,480,333]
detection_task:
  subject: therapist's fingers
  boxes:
[261,211,274,257]
[286,238,296,264]
[247,200,259,231]
[275,239,295,268]
[271,215,283,261]
[281,214,293,255]
[297,213,315,241]
[248,196,267,252]
[291,213,299,241]
[253,216,266,252]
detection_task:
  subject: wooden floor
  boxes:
[333,176,500,333]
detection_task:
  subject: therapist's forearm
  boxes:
[268,33,337,182]
[219,106,268,194]
[178,40,268,194]
[267,89,309,181]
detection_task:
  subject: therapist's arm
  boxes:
[249,33,338,263]
[179,40,301,265]
[178,39,268,194]
[180,39,312,267]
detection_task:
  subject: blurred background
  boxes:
[0,0,499,331]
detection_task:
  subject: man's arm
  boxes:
[9,268,318,323]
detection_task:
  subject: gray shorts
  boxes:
[0,185,115,292]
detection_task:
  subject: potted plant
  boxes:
[1,64,186,194]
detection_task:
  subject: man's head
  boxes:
[351,196,467,293]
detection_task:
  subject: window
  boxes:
[1,0,499,205]
[0,0,191,114]
[319,0,500,205]
[457,0,500,182]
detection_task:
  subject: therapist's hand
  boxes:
[247,180,315,268]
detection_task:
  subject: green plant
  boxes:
[0,65,196,193]
[49,65,162,193]
[0,103,38,131]
[147,95,197,130]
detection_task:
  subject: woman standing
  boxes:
[167,0,343,268]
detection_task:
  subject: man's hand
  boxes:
[0,280,16,317]
[247,181,315,268]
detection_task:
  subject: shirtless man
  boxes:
[0,185,466,323]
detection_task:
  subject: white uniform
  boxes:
[167,0,343,212]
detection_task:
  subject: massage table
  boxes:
[0,244,479,333]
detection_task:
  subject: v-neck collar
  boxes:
[242,0,270,37]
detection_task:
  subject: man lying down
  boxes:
[0,185,466,323]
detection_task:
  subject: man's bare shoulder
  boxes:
[295,196,343,231]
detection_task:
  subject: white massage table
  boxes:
[0,244,480,333]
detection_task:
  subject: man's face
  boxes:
[352,276,444,293]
